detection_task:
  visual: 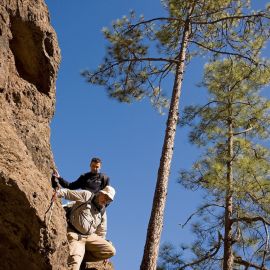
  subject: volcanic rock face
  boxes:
[0,1,68,269]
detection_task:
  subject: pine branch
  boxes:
[231,101,251,106]
[233,126,254,136]
[231,216,270,226]
[261,222,269,269]
[83,57,179,82]
[181,203,224,228]
[118,57,179,64]
[189,40,256,63]
[251,174,267,198]
[247,193,270,215]
[190,6,231,20]
[180,100,225,126]
[192,13,268,25]
[176,232,223,269]
[126,12,269,32]
[234,256,269,270]
[125,17,184,34]
[228,65,258,95]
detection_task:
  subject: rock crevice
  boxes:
[10,15,55,95]
[0,1,68,269]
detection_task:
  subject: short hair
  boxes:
[91,157,102,164]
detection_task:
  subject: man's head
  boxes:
[90,157,102,174]
[96,186,116,207]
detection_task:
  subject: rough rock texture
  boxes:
[0,1,69,269]
[84,261,114,270]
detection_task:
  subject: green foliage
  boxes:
[82,11,171,113]
[81,1,270,268]
[82,0,270,113]
[158,243,184,270]
[160,58,270,269]
[181,59,270,145]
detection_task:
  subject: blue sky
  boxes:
[45,1,270,269]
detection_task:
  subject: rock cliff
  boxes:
[84,261,114,270]
[0,0,69,269]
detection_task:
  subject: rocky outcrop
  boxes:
[84,261,114,270]
[0,1,68,269]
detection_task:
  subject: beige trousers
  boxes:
[67,231,116,270]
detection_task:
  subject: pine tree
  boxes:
[82,1,270,269]
[159,59,270,270]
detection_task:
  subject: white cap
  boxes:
[99,186,116,201]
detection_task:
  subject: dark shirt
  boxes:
[58,172,109,193]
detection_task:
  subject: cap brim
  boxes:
[100,190,113,200]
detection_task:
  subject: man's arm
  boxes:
[96,212,107,239]
[58,188,93,203]
[58,174,86,190]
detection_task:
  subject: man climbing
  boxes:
[57,185,116,270]
[52,157,109,193]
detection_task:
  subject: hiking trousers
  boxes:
[67,231,116,270]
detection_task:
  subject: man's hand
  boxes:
[53,169,60,178]
[51,173,60,189]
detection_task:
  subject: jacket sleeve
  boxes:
[58,174,85,190]
[96,212,107,239]
[58,189,92,203]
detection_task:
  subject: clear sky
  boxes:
[45,1,270,269]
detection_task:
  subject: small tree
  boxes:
[82,1,270,269]
[159,58,270,270]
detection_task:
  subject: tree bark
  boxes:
[223,118,234,270]
[140,16,191,270]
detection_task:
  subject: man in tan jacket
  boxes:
[57,185,116,270]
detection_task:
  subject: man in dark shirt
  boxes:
[52,157,110,193]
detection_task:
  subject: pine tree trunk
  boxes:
[140,18,191,270]
[223,120,234,270]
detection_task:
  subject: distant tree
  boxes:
[159,58,270,270]
[82,1,270,269]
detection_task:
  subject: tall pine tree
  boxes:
[159,59,270,270]
[82,1,270,269]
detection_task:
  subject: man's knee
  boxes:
[84,242,116,262]
[107,244,116,257]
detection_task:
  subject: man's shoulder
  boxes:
[80,172,91,178]
[100,173,110,185]
[99,172,108,178]
[80,172,109,181]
